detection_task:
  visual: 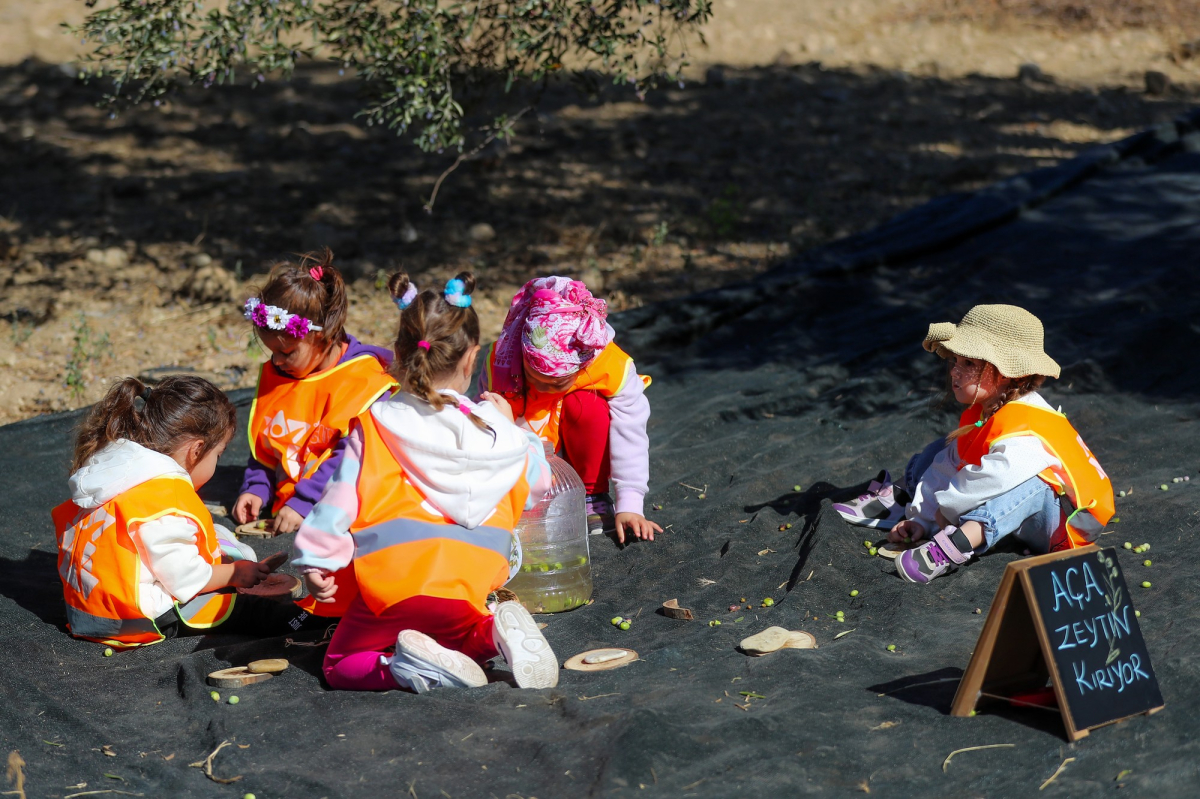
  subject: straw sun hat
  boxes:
[923,304,1060,379]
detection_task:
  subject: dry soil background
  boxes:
[0,0,1198,423]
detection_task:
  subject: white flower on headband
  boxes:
[242,297,323,338]
[266,307,289,330]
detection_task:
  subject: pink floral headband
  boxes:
[243,297,324,338]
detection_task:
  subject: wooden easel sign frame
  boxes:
[951,545,1164,741]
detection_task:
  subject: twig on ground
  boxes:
[578,693,621,701]
[876,676,960,696]
[63,792,144,799]
[286,623,338,647]
[188,741,242,784]
[979,691,1060,713]
[1039,757,1076,790]
[942,744,1015,773]
[3,751,27,799]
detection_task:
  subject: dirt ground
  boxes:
[1,0,1198,424]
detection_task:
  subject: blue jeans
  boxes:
[905,438,1062,555]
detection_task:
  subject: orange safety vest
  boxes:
[51,475,236,648]
[956,402,1114,551]
[328,412,530,616]
[248,349,395,514]
[484,341,650,447]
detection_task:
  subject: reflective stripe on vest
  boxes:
[354,518,513,561]
[485,340,651,447]
[52,475,232,647]
[248,351,396,513]
[65,605,160,644]
[339,412,529,615]
[956,402,1114,550]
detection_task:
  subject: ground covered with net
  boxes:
[4,111,1200,798]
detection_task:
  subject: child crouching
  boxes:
[54,376,314,648]
[293,273,557,692]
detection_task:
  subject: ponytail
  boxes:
[250,247,348,348]
[387,271,493,436]
[72,376,237,471]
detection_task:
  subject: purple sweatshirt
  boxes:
[238,334,392,518]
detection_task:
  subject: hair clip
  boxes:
[394,283,419,310]
[309,266,324,281]
[444,278,472,308]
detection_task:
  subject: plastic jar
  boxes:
[505,443,592,613]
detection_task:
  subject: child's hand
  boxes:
[273,506,304,535]
[229,559,271,588]
[233,493,263,525]
[615,512,663,544]
[305,571,338,603]
[479,392,515,423]
[888,520,925,545]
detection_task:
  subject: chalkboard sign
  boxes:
[951,545,1164,741]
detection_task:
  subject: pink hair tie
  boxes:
[417,340,431,351]
[309,266,324,281]
[458,402,473,417]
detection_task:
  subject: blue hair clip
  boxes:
[444,278,472,308]
[394,283,418,310]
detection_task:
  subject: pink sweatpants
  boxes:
[323,594,499,691]
[559,390,611,495]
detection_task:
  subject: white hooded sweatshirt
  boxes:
[292,390,550,575]
[68,439,215,619]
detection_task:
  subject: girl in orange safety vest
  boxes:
[479,276,660,544]
[293,272,558,693]
[233,248,396,541]
[833,305,1113,584]
[54,376,315,649]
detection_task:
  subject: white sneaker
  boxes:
[388,630,488,693]
[492,601,559,689]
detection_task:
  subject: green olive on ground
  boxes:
[619,621,631,631]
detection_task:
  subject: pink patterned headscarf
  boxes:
[491,276,615,392]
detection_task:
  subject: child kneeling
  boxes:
[293,273,557,692]
[836,305,1114,583]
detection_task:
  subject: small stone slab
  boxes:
[247,659,289,674]
[563,648,639,672]
[207,667,273,688]
[234,521,274,538]
[236,573,300,598]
